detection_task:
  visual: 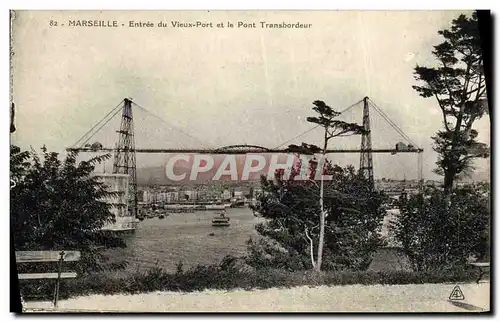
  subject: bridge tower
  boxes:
[112,98,138,218]
[359,96,374,187]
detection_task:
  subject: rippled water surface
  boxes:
[106,208,407,276]
[108,208,261,274]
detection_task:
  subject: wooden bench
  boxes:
[16,250,81,307]
[468,262,490,284]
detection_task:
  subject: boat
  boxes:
[211,212,230,227]
[212,217,230,227]
[158,214,165,219]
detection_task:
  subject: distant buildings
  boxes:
[142,190,180,203]
[136,178,489,206]
[184,190,199,201]
[137,182,261,205]
[374,178,422,197]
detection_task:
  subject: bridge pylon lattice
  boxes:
[112,98,138,218]
[359,96,374,187]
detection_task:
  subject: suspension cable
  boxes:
[369,100,418,147]
[340,98,364,114]
[369,100,412,144]
[72,100,124,148]
[368,98,419,148]
[273,125,320,149]
[273,98,364,149]
[131,101,211,149]
[79,107,123,149]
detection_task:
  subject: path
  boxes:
[23,282,489,313]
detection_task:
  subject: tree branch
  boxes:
[304,225,316,269]
[461,61,473,104]
[432,91,452,131]
[441,61,457,107]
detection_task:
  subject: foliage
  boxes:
[413,12,489,191]
[391,186,490,272]
[246,100,383,272]
[276,100,367,272]
[245,236,305,271]
[305,100,365,142]
[247,162,386,272]
[321,166,387,270]
[10,145,127,274]
[29,261,480,301]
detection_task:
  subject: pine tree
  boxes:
[247,100,384,272]
[413,12,489,194]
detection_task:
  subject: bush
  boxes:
[21,259,481,301]
[392,186,490,272]
[245,237,306,271]
[249,165,387,272]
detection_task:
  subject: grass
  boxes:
[20,261,481,302]
[18,209,482,301]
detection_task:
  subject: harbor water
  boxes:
[105,207,406,276]
[107,207,262,275]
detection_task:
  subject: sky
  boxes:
[10,10,490,180]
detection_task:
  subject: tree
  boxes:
[247,100,380,272]
[247,161,386,271]
[413,12,489,194]
[295,100,365,271]
[10,145,127,274]
[391,186,489,272]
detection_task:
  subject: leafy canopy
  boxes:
[413,12,489,188]
[391,186,490,272]
[10,145,127,273]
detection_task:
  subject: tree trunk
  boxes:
[442,145,460,203]
[443,169,454,195]
[304,226,316,269]
[444,96,467,198]
[315,130,329,272]
[315,173,325,271]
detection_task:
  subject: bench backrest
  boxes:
[16,250,81,263]
[16,250,81,307]
[16,250,81,280]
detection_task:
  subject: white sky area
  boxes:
[10,10,490,180]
